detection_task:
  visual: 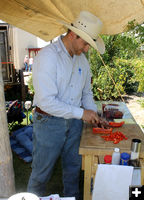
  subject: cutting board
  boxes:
[79,123,144,157]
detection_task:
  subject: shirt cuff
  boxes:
[72,107,84,119]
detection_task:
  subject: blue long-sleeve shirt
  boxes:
[33,36,97,119]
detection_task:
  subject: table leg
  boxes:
[140,159,144,184]
[91,156,98,187]
[83,155,92,200]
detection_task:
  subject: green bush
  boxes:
[27,74,34,95]
[89,48,144,100]
[88,25,144,100]
[132,59,144,92]
[91,64,126,100]
[113,59,139,94]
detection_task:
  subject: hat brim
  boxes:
[60,21,105,54]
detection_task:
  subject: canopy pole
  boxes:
[0,55,15,197]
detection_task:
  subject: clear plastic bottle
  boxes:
[112,148,120,165]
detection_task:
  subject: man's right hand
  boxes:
[82,109,100,124]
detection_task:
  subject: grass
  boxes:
[137,99,144,108]
[137,99,144,128]
[10,111,84,199]
[13,152,64,196]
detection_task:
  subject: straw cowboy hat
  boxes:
[60,11,105,54]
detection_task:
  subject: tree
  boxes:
[0,60,15,197]
[89,22,144,100]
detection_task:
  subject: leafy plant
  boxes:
[27,74,34,95]
[91,64,125,100]
[132,59,144,92]
[88,21,144,100]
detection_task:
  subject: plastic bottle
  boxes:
[112,148,120,165]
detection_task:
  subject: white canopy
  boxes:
[0,0,144,41]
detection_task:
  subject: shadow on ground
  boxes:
[13,153,84,199]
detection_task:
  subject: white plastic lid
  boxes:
[114,148,120,153]
[8,193,39,200]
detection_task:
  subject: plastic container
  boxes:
[112,148,120,165]
[102,103,124,120]
[104,155,112,164]
[120,152,130,166]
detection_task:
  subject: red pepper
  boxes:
[100,130,128,144]
[109,121,125,127]
[113,138,120,144]
[93,127,113,134]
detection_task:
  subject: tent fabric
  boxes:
[0,0,144,41]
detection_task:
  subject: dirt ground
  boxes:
[124,93,144,126]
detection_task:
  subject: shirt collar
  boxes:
[57,36,82,62]
[57,36,68,55]
[58,36,76,59]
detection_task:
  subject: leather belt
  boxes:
[35,106,52,116]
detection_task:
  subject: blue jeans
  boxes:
[27,112,83,199]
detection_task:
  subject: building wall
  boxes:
[12,27,38,70]
[0,21,51,71]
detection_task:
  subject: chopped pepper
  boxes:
[109,121,125,127]
[101,131,128,144]
[93,127,113,134]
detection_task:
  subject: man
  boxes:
[27,10,107,199]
